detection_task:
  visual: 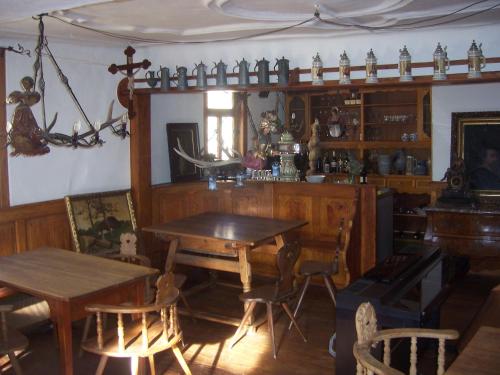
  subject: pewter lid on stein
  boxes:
[468,40,483,55]
[257,57,269,63]
[433,42,447,57]
[313,52,322,64]
[366,49,377,62]
[399,45,411,59]
[340,50,350,63]
[277,56,289,63]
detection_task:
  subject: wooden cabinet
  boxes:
[287,85,433,194]
[285,93,309,141]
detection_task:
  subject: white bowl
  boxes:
[306,175,326,183]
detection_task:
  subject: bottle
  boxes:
[316,157,323,173]
[323,153,330,173]
[331,151,338,173]
[337,153,343,173]
[360,165,368,184]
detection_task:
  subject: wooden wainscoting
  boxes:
[0,199,72,256]
[150,181,376,288]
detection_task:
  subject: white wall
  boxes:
[150,94,204,184]
[137,23,500,182]
[3,37,128,205]
[431,82,500,180]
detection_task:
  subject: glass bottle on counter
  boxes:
[316,157,323,173]
[323,153,330,173]
[331,151,338,172]
[360,165,368,184]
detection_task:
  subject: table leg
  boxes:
[237,246,254,330]
[275,234,286,250]
[51,300,74,375]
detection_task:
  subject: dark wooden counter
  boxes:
[148,181,377,288]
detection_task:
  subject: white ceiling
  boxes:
[1,0,500,45]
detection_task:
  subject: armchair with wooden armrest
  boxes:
[353,302,459,375]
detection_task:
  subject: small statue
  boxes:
[6,76,50,156]
[307,119,320,175]
[441,158,467,192]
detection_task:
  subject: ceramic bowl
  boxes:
[306,175,326,183]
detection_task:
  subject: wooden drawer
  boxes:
[415,179,433,189]
[367,176,386,187]
[387,178,414,189]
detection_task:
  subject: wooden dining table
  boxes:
[143,212,307,325]
[445,326,500,375]
[0,247,158,375]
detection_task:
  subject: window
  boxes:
[205,91,236,160]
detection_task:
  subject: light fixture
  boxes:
[5,14,129,156]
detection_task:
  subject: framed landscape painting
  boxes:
[65,190,138,255]
[451,111,500,204]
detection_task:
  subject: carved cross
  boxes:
[108,46,151,119]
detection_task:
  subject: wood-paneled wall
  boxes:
[150,181,377,288]
[0,199,72,256]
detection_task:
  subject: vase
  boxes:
[377,154,391,175]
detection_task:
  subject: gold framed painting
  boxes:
[65,190,138,255]
[451,111,500,205]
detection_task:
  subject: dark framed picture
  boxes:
[65,190,138,255]
[167,123,200,182]
[451,112,500,202]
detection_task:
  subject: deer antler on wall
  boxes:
[173,139,243,169]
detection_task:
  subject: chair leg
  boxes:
[230,301,257,348]
[130,356,139,375]
[172,344,192,375]
[288,275,311,330]
[323,275,337,306]
[79,315,92,357]
[7,352,23,375]
[148,355,156,375]
[282,303,307,343]
[266,303,277,359]
[95,355,108,375]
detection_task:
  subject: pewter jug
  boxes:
[274,56,289,86]
[157,66,170,91]
[173,66,188,90]
[254,58,270,86]
[145,70,158,88]
[211,60,227,87]
[192,61,208,89]
[233,58,250,87]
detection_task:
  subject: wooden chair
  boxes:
[79,253,193,357]
[0,305,28,375]
[229,241,307,358]
[81,274,192,375]
[353,302,459,375]
[289,197,357,329]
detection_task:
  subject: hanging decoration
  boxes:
[5,14,133,156]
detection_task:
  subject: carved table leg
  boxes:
[237,246,255,332]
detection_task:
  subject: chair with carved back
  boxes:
[0,305,28,375]
[353,302,459,375]
[79,252,193,357]
[229,241,307,358]
[289,195,358,330]
[81,274,192,375]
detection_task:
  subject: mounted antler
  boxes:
[173,139,242,169]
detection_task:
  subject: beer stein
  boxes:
[339,50,351,84]
[192,61,208,89]
[433,43,449,80]
[311,52,324,85]
[145,70,158,88]
[365,49,378,83]
[211,60,227,87]
[173,66,188,90]
[274,56,289,86]
[467,40,486,78]
[399,45,413,82]
[254,58,270,86]
[157,66,170,91]
[233,58,250,87]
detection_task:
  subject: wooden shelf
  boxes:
[319,140,431,149]
[364,102,416,107]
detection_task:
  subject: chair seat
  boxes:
[0,327,28,354]
[82,315,181,358]
[239,285,295,304]
[299,260,337,277]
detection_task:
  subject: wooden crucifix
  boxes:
[108,46,151,119]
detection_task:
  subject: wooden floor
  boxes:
[2,270,500,375]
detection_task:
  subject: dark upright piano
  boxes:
[336,244,444,375]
